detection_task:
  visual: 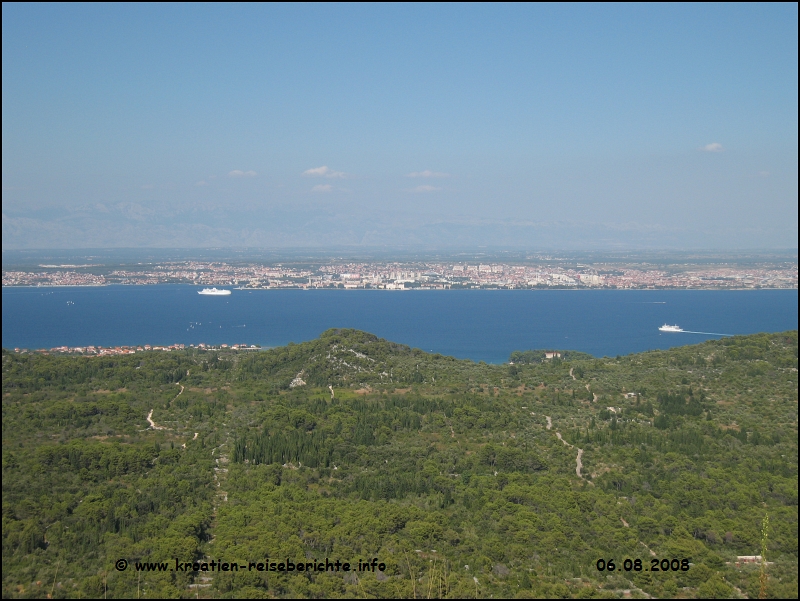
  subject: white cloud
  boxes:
[311,184,333,193]
[407,170,450,178]
[700,143,724,152]
[196,180,209,186]
[412,185,441,193]
[228,170,257,177]
[302,166,346,178]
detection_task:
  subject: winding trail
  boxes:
[569,367,576,381]
[147,384,184,430]
[146,410,166,430]
[548,416,585,479]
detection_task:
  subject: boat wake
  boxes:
[677,330,732,337]
[660,323,731,336]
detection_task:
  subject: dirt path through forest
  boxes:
[549,417,585,478]
[146,409,166,430]
[190,440,228,595]
[147,384,183,430]
[206,444,230,542]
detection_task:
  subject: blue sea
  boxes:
[2,286,797,363]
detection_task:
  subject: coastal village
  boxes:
[3,260,797,289]
[12,343,261,356]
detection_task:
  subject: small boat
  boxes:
[659,324,683,332]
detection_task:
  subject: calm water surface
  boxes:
[2,287,797,363]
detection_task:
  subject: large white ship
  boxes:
[198,287,231,296]
[659,324,683,332]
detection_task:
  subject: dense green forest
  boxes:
[2,329,797,598]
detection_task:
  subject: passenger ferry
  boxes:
[659,324,683,332]
[198,288,231,296]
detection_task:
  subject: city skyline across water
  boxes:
[3,258,797,289]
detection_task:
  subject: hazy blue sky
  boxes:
[2,3,797,249]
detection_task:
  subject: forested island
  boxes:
[2,330,797,598]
